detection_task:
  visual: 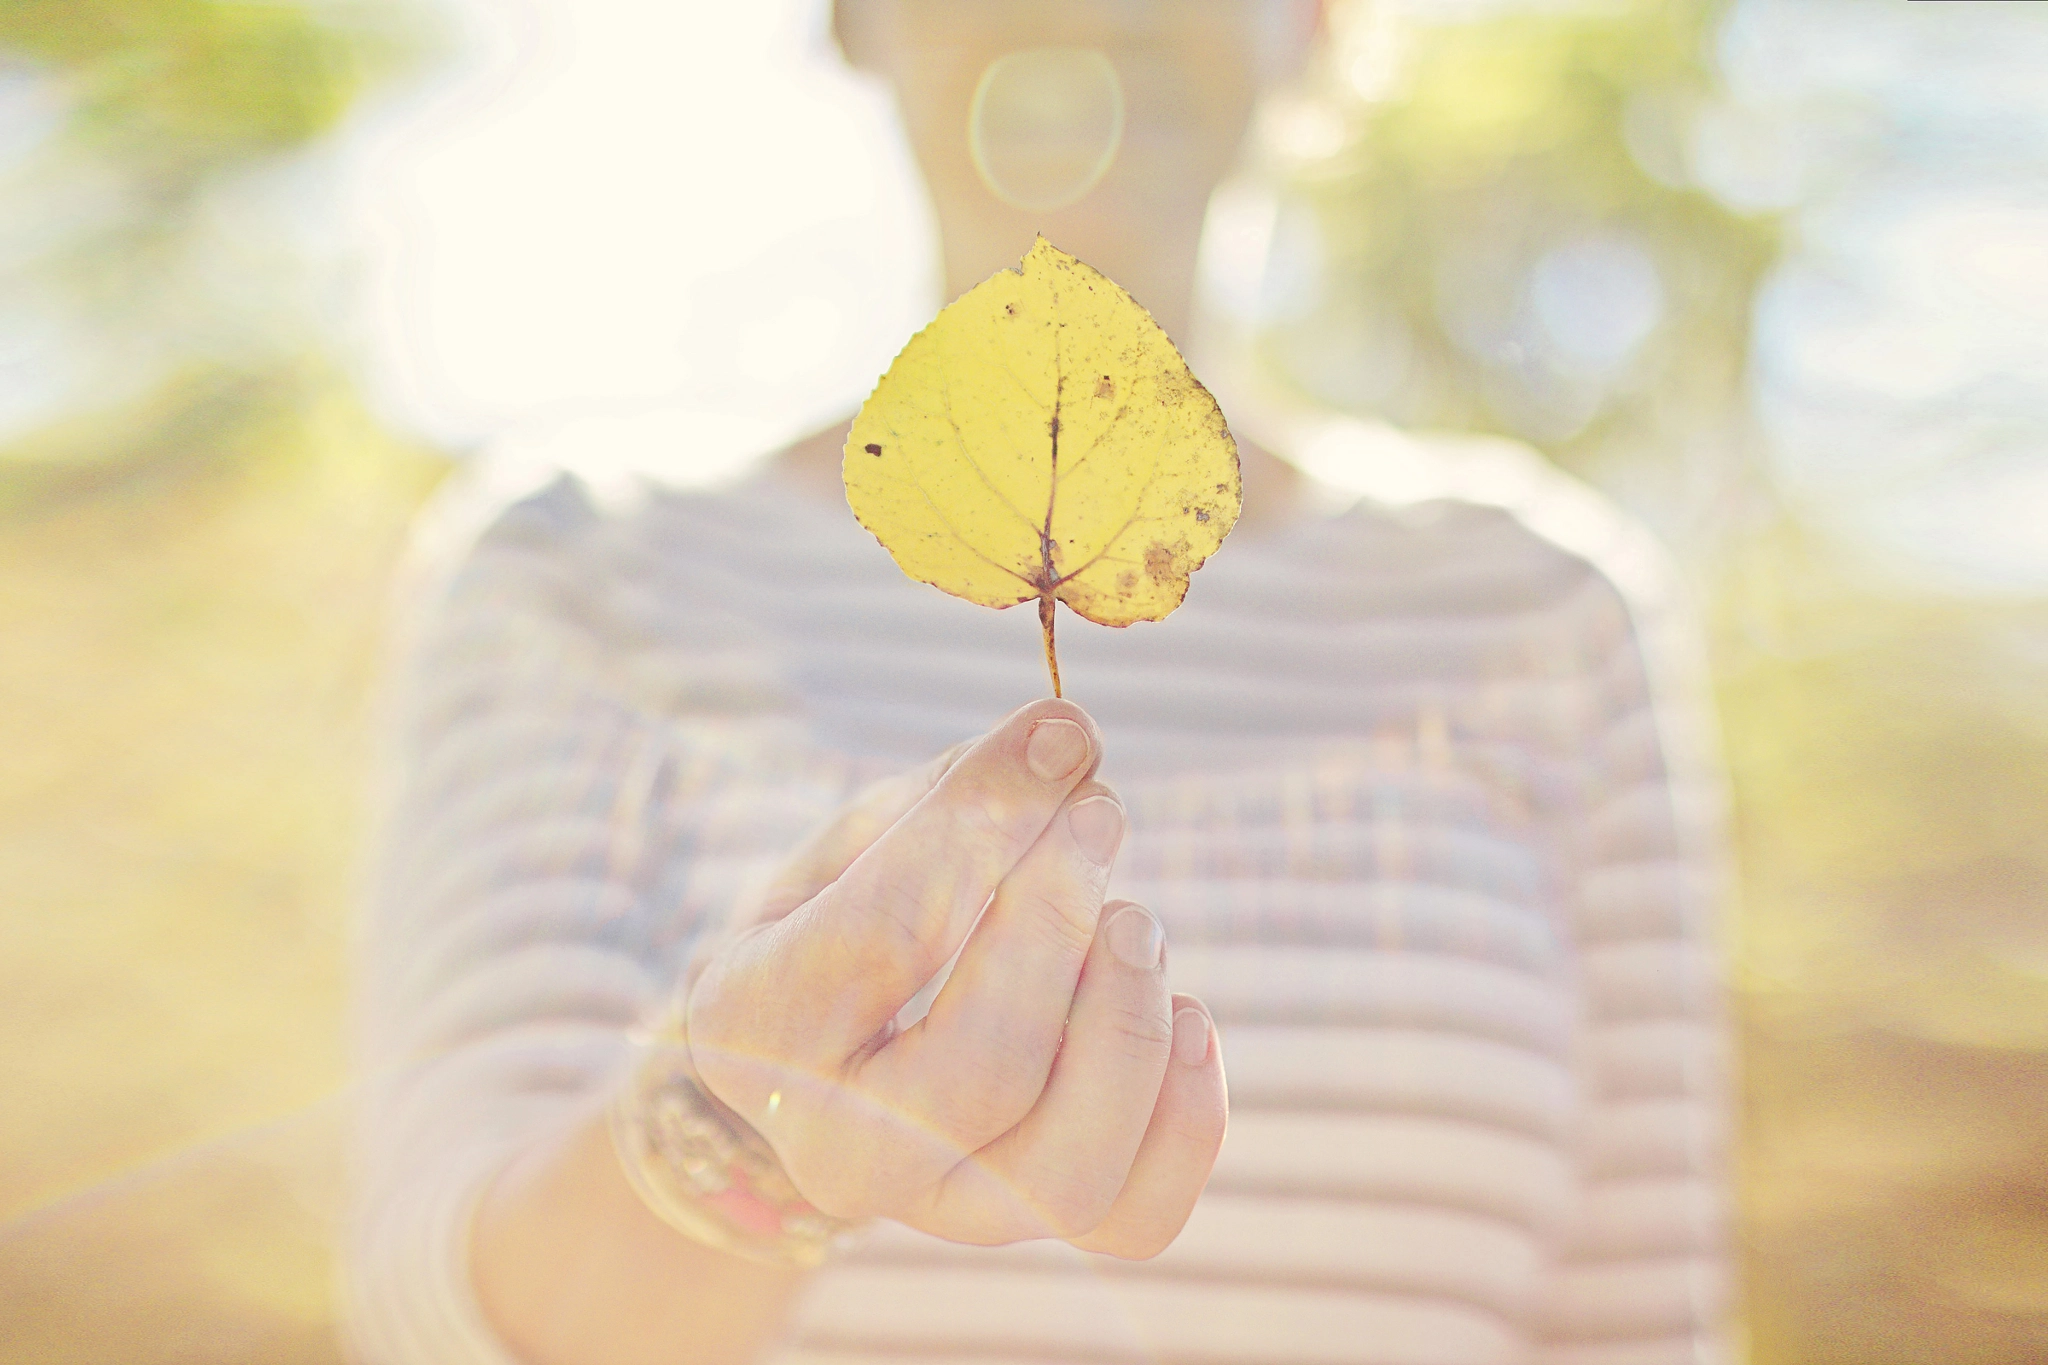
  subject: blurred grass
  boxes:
[0,367,446,1224]
[0,1097,351,1365]
[1715,534,2048,1362]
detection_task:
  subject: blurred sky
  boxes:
[1721,0,2048,592]
[4,0,2043,586]
[338,0,938,490]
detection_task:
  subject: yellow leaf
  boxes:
[844,237,1241,696]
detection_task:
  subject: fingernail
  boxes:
[1172,1008,1211,1066]
[1067,795,1124,867]
[1107,904,1162,970]
[1026,718,1090,783]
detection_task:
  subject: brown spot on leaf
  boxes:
[1118,571,1138,593]
[1095,375,1114,400]
[864,443,882,456]
[1194,508,1210,523]
[1004,303,1017,317]
[1144,543,1184,583]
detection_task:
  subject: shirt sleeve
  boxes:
[340,478,826,1364]
[1533,572,1735,1365]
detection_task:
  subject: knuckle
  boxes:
[829,873,940,980]
[981,1021,1059,1090]
[1009,884,1098,961]
[867,887,935,965]
[949,783,1035,853]
[1101,998,1175,1059]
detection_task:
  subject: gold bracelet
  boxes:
[609,1020,863,1268]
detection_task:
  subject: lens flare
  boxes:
[968,48,1125,214]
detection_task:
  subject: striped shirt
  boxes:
[345,451,1730,1365]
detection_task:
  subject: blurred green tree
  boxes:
[1261,0,1777,540]
[0,0,421,504]
[1,0,385,158]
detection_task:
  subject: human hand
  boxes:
[684,700,1226,1258]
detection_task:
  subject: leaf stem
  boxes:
[1039,593,1062,698]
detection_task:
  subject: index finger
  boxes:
[736,738,974,933]
[777,698,1102,1061]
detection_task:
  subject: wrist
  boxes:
[609,1013,866,1268]
[473,1114,812,1365]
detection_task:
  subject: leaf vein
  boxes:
[864,465,1039,592]
[1053,471,1169,586]
[932,359,1044,542]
